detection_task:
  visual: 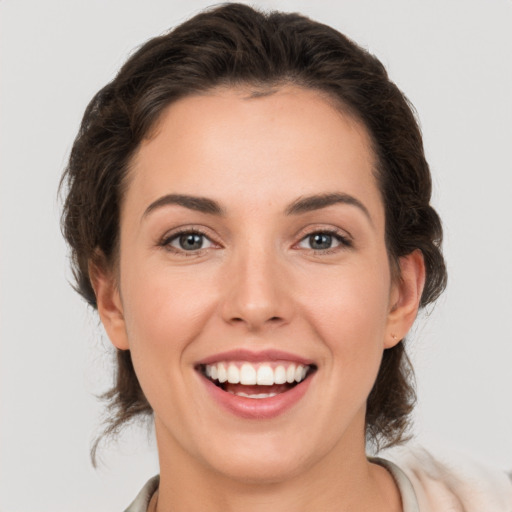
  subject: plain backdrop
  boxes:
[1,1,511,510]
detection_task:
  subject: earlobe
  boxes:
[385,250,426,348]
[89,256,130,351]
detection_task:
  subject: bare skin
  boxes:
[92,86,424,512]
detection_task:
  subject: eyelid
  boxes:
[293,226,354,252]
[158,225,221,255]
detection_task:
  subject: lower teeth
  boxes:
[228,391,278,399]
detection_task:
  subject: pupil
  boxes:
[180,233,203,250]
[310,233,331,250]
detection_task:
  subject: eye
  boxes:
[164,231,214,252]
[297,231,351,251]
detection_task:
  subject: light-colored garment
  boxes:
[381,447,512,512]
[125,475,159,512]
[124,449,512,512]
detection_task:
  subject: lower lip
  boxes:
[200,373,314,419]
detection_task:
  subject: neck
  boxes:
[153,419,402,512]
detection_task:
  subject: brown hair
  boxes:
[61,3,446,457]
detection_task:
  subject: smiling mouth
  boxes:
[197,361,317,399]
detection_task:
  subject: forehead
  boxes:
[126,86,382,223]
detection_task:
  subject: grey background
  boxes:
[1,0,511,510]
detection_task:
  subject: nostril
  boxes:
[229,315,283,325]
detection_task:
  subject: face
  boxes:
[95,86,421,484]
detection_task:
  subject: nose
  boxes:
[220,245,294,331]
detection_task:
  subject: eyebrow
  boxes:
[142,192,372,224]
[285,193,373,224]
[143,194,224,218]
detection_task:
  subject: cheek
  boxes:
[117,262,221,421]
[120,262,219,356]
[299,258,392,362]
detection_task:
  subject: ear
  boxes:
[89,256,130,350]
[385,249,426,349]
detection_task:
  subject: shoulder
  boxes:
[383,446,512,512]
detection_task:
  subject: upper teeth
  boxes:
[204,362,309,386]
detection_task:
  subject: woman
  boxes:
[60,4,512,511]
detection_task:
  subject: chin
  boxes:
[209,453,310,485]
[193,429,323,485]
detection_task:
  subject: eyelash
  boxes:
[158,228,353,256]
[295,229,353,254]
[159,228,217,256]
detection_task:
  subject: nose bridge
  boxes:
[221,236,291,329]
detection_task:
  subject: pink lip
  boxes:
[197,349,315,366]
[200,372,314,419]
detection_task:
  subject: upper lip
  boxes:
[196,349,315,366]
